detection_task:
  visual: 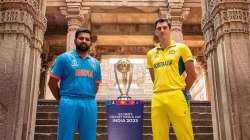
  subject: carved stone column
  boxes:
[249,5,250,38]
[0,0,47,140]
[60,5,90,51]
[39,41,49,99]
[202,1,250,140]
[202,63,211,101]
[159,1,190,43]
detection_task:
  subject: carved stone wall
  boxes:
[0,0,47,140]
[201,1,250,140]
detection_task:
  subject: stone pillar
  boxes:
[159,1,190,43]
[0,0,47,140]
[39,41,50,99]
[41,0,47,15]
[249,5,250,38]
[203,64,211,101]
[201,1,250,140]
[60,5,90,51]
[67,17,83,51]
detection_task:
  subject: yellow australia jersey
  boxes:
[146,40,194,93]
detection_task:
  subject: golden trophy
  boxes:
[114,58,133,100]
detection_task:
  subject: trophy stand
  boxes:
[106,58,144,140]
[114,58,133,100]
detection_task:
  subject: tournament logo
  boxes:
[169,49,176,54]
[154,51,160,59]
[71,59,78,67]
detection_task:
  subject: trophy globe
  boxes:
[114,58,133,100]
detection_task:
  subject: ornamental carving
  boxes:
[67,17,82,27]
[214,9,249,39]
[32,0,40,10]
[202,1,249,56]
[208,0,217,13]
[60,6,90,30]
[203,25,216,55]
[159,7,171,19]
[0,1,47,45]
[159,7,189,32]
[171,19,183,31]
[0,10,34,31]
[221,9,248,23]
[36,12,47,32]
[213,13,221,31]
[0,0,41,12]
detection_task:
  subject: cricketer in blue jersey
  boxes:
[48,28,102,140]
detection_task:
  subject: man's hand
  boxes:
[48,77,60,100]
[148,68,155,82]
[183,90,191,105]
[185,61,197,91]
[96,81,101,93]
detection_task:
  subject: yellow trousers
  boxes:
[151,90,194,140]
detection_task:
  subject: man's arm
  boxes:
[96,81,101,93]
[185,61,197,91]
[148,68,155,82]
[48,77,60,100]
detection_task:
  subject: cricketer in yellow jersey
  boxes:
[147,18,197,140]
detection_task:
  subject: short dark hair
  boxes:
[75,28,92,39]
[154,18,171,29]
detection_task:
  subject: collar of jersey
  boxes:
[72,49,91,59]
[155,40,176,50]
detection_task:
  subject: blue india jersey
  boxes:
[51,49,102,98]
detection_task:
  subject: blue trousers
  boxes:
[58,96,97,140]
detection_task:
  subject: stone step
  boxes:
[37,100,211,107]
[36,118,212,126]
[35,125,213,134]
[34,132,213,140]
[37,105,211,113]
[35,100,213,140]
[36,112,212,120]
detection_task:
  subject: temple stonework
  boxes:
[0,0,47,140]
[41,0,209,101]
[0,0,249,140]
[201,1,250,140]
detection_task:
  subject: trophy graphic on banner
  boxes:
[114,58,133,100]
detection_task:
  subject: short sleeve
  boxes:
[51,55,64,79]
[95,61,102,82]
[146,51,153,69]
[181,45,194,63]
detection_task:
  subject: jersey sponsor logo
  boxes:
[75,69,93,77]
[153,60,173,69]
